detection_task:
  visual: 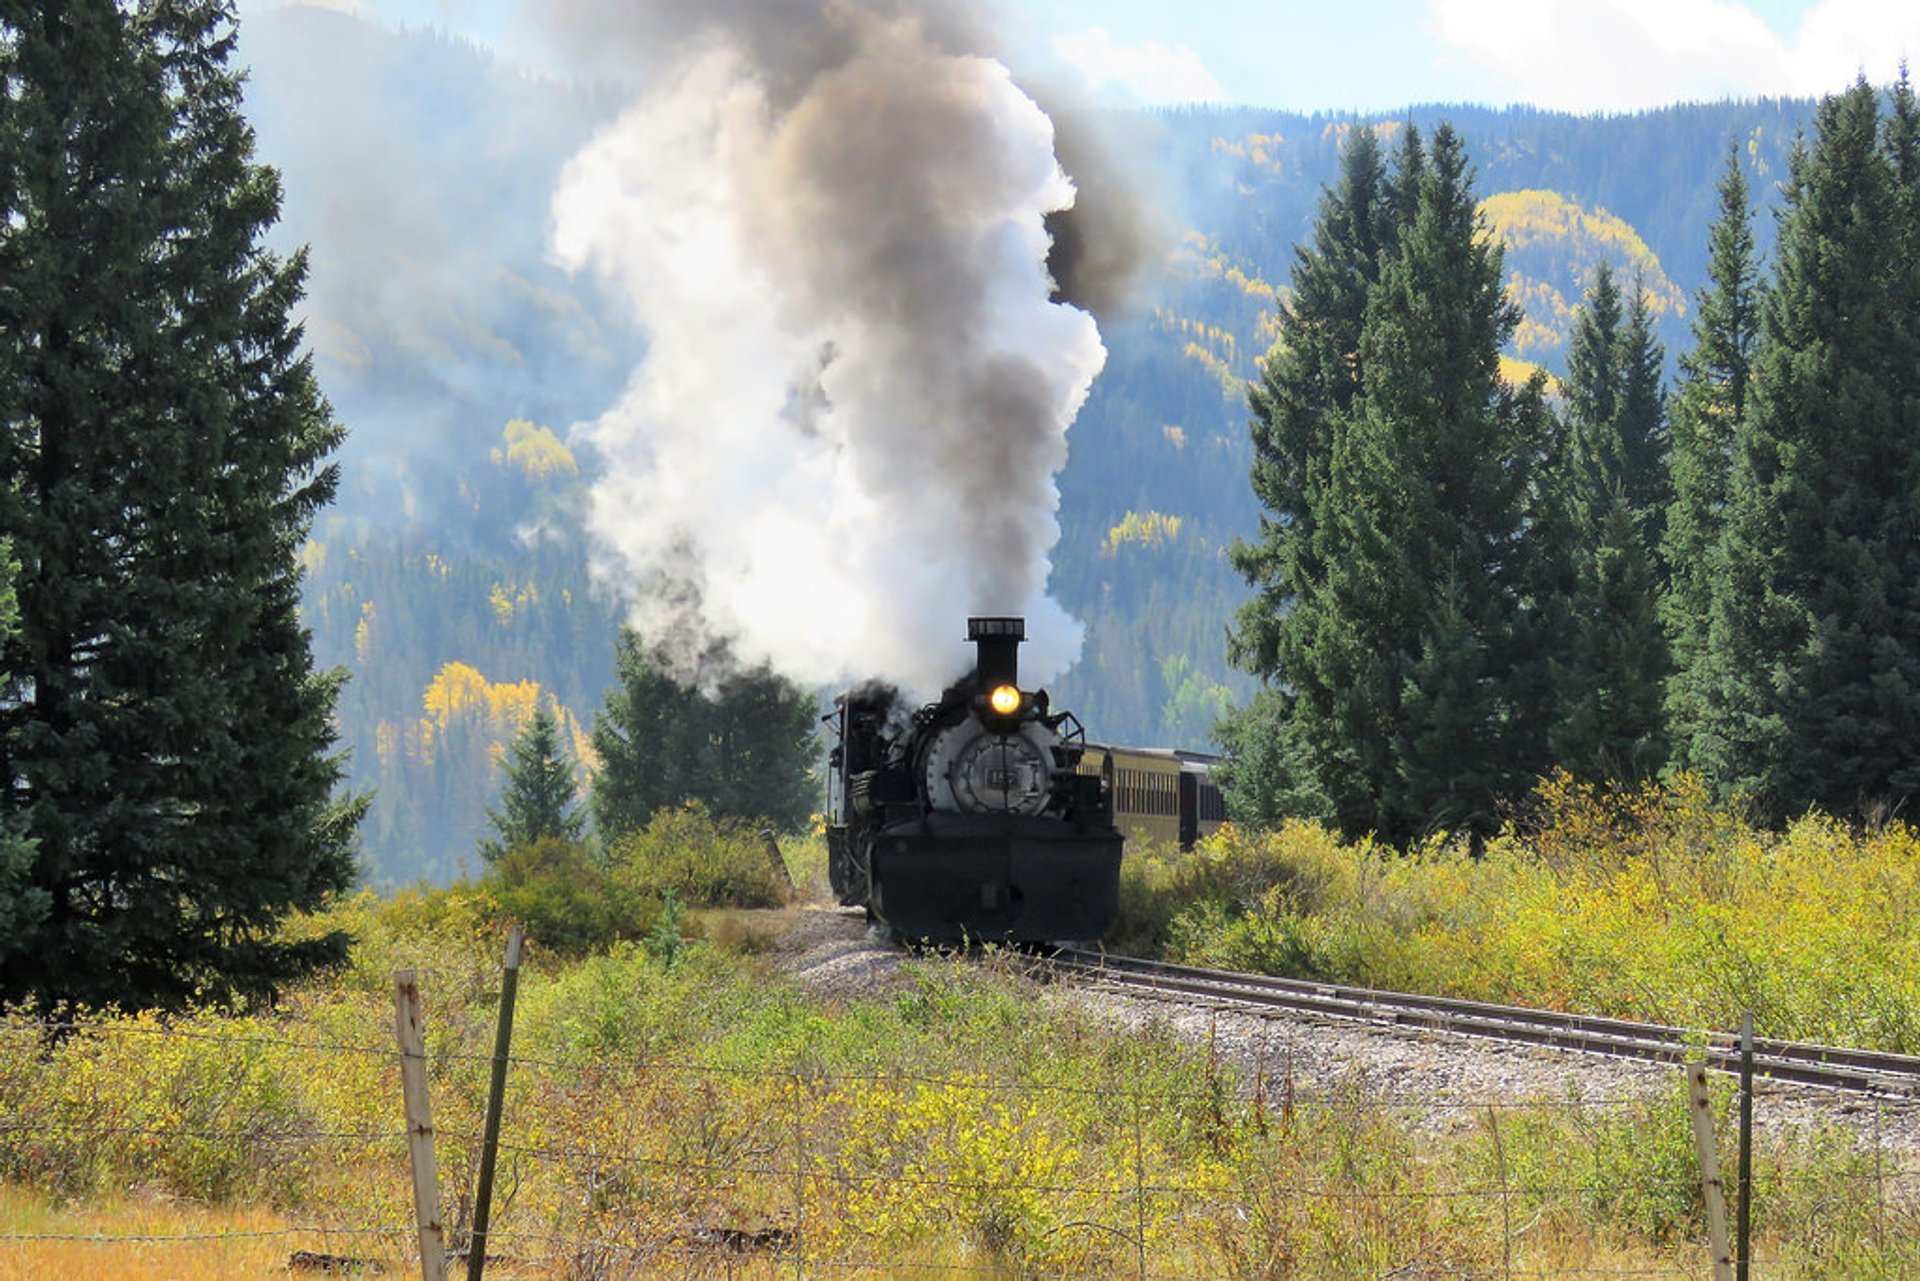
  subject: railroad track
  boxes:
[1050,948,1920,1097]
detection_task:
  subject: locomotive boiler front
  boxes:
[829,616,1124,943]
[915,617,1060,819]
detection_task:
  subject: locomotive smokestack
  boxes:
[968,616,1025,689]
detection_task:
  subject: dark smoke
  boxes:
[544,0,1158,690]
[1034,87,1166,322]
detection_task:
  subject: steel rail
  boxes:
[1049,949,1920,1097]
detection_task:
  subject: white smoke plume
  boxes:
[547,1,1124,693]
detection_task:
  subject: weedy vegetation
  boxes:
[2,791,1919,1275]
[1119,771,1920,1052]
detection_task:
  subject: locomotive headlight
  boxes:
[988,684,1023,717]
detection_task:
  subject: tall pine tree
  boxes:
[1342,124,1544,837]
[481,704,584,863]
[1693,79,1920,816]
[591,630,818,841]
[1551,264,1669,780]
[1230,124,1548,841]
[0,0,362,1014]
[0,542,42,945]
[1663,149,1760,770]
[1224,126,1395,823]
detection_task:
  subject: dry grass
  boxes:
[0,1184,405,1279]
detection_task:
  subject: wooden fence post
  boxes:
[761,828,793,888]
[468,925,523,1281]
[1737,1013,1754,1281]
[1487,1105,1513,1280]
[395,969,447,1281]
[1686,1061,1734,1281]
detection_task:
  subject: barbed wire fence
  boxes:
[0,945,1915,1279]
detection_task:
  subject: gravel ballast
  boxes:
[767,904,1920,1169]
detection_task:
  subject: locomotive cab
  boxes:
[828,617,1123,943]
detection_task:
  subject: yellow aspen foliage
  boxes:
[1497,354,1558,395]
[353,600,376,663]
[1255,308,1285,347]
[487,579,538,627]
[490,418,578,481]
[416,661,589,774]
[1162,425,1187,449]
[298,540,326,576]
[1323,119,1402,147]
[1168,240,1280,306]
[1181,342,1241,399]
[1480,190,1686,326]
[1103,510,1183,555]
[1155,308,1239,359]
[1211,130,1287,174]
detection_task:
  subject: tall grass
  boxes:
[2,897,1916,1275]
[6,777,1920,1276]
[1118,771,1920,1049]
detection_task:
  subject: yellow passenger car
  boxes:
[1078,744,1228,852]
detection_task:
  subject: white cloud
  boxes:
[1052,27,1230,106]
[1426,0,1919,112]
[1790,0,1920,96]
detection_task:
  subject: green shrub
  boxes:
[608,801,790,909]
[487,835,658,957]
[1126,776,1920,1050]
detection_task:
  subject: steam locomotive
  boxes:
[826,617,1123,942]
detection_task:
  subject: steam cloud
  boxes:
[547,0,1142,691]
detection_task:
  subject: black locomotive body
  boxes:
[827,617,1123,942]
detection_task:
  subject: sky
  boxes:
[260,0,1920,113]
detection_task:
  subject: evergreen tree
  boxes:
[1663,149,1760,768]
[1694,79,1920,815]
[0,0,363,1014]
[1229,123,1545,840]
[1551,266,1670,779]
[1616,280,1671,535]
[0,543,43,946]
[591,630,818,840]
[1551,495,1669,780]
[1228,126,1391,683]
[1563,261,1625,486]
[590,631,697,841]
[1334,123,1542,838]
[481,704,583,863]
[696,664,822,832]
[1224,126,1396,825]
[1562,262,1670,531]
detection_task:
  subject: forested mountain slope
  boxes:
[237,8,1814,882]
[1044,101,1809,752]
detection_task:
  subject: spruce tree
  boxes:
[1563,261,1625,486]
[0,0,363,1014]
[1551,493,1668,780]
[697,664,821,832]
[481,704,584,863]
[1551,265,1670,779]
[591,630,818,841]
[0,543,43,945]
[1225,125,1395,823]
[1617,279,1672,535]
[591,630,697,842]
[1333,123,1540,838]
[1663,149,1760,769]
[1695,80,1920,815]
[1230,124,1541,840]
[1228,126,1390,682]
